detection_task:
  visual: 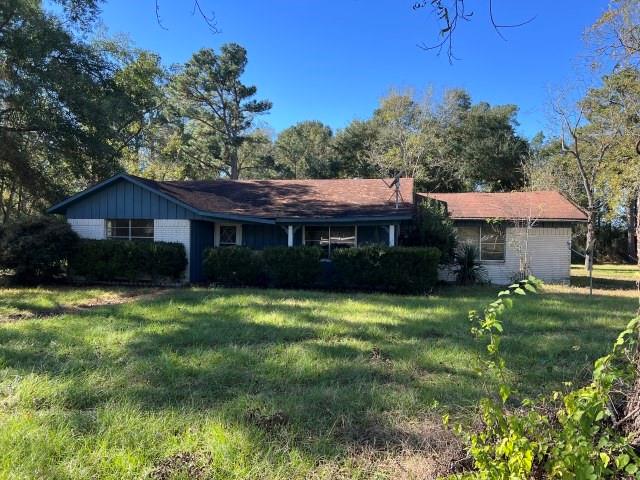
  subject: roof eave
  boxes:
[275,213,414,224]
[450,216,587,222]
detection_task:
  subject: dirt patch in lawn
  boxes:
[0,288,170,323]
[327,414,468,479]
[147,452,212,480]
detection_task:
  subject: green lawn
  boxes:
[0,279,637,479]
[571,263,640,290]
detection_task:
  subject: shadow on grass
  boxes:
[0,286,635,458]
[571,275,638,290]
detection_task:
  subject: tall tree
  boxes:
[331,120,379,178]
[0,0,161,221]
[168,44,271,179]
[274,121,334,179]
[553,87,620,270]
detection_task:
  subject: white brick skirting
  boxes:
[67,219,105,240]
[154,219,191,281]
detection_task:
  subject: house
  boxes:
[418,191,587,284]
[48,173,415,282]
[48,173,587,286]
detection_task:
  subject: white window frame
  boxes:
[303,225,358,258]
[214,223,242,247]
[106,219,154,241]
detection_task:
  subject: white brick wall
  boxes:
[441,226,572,285]
[67,219,105,239]
[154,219,191,281]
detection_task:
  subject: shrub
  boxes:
[332,246,440,294]
[70,239,187,282]
[0,216,79,284]
[263,246,323,288]
[450,278,640,479]
[402,199,457,263]
[453,244,486,285]
[202,246,264,286]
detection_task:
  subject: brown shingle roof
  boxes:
[418,191,587,222]
[133,176,414,219]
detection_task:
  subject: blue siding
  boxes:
[243,224,288,249]
[65,178,196,219]
[190,220,215,282]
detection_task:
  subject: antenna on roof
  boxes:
[382,172,404,209]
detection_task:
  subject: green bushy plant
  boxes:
[332,246,440,294]
[0,216,79,284]
[202,246,264,286]
[262,246,322,288]
[449,277,640,479]
[70,239,186,282]
[403,198,457,262]
[454,244,487,285]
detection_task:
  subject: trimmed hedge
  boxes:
[70,239,187,282]
[332,246,441,294]
[202,244,440,294]
[203,246,264,286]
[263,246,323,288]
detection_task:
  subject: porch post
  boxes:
[388,224,395,247]
[287,225,294,247]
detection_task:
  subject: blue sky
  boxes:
[96,0,608,139]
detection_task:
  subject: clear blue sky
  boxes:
[96,0,608,139]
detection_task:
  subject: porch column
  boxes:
[287,225,294,247]
[388,224,396,247]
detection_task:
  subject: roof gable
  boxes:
[418,191,587,222]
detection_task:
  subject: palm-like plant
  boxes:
[454,244,487,285]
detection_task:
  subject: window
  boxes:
[456,223,505,261]
[219,225,238,247]
[305,226,356,258]
[106,219,153,241]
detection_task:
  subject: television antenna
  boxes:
[382,172,404,209]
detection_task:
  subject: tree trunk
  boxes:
[636,190,640,266]
[585,210,596,270]
[629,192,638,262]
[228,148,239,180]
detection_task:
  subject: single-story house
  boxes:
[418,191,587,284]
[48,173,587,285]
[48,173,415,282]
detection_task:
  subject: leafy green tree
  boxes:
[401,198,457,262]
[274,121,334,178]
[331,120,379,178]
[168,44,272,179]
[1,0,163,220]
[364,89,528,192]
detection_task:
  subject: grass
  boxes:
[571,263,640,290]
[0,274,637,479]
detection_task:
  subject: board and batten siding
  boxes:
[65,178,196,220]
[440,225,572,285]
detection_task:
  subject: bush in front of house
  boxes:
[202,246,265,286]
[70,239,187,282]
[332,245,441,294]
[0,216,80,284]
[262,246,323,288]
[402,199,457,263]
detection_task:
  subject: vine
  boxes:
[449,276,640,479]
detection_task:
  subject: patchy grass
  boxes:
[0,279,636,479]
[0,286,163,321]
